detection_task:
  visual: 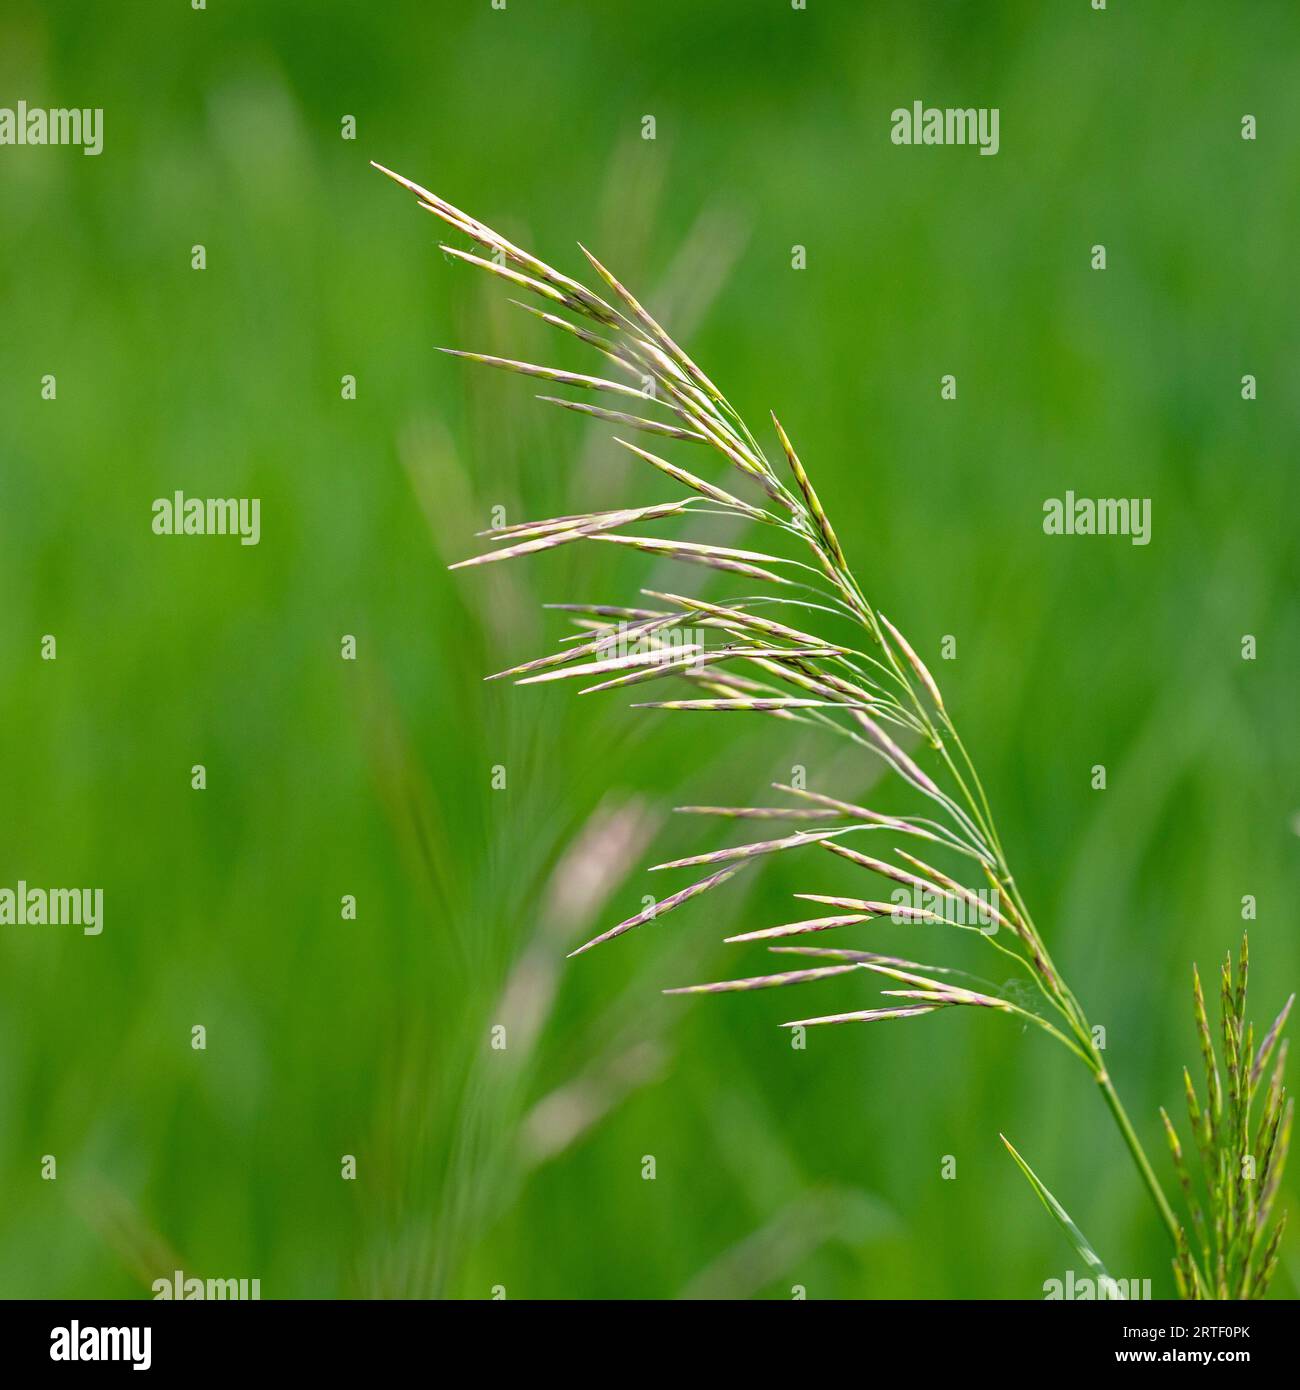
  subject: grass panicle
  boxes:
[378,163,1293,1298]
[1161,933,1294,1299]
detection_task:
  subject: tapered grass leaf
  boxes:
[1000,1135,1114,1285]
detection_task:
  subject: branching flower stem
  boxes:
[772,417,1183,1245]
[376,162,1245,1272]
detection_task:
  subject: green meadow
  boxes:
[0,0,1296,1298]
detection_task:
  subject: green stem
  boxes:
[1096,1065,1181,1247]
[806,532,1185,1260]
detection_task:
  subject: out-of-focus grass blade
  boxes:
[1000,1134,1116,1288]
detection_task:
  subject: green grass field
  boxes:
[1,0,1296,1299]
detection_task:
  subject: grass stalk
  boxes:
[376,164,1291,1296]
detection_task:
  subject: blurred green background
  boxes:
[1,0,1297,1299]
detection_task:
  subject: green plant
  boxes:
[1161,938,1293,1298]
[375,163,1292,1297]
